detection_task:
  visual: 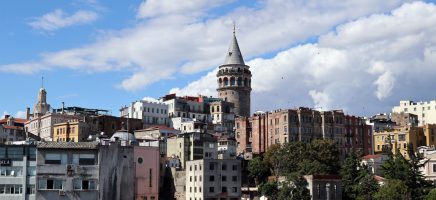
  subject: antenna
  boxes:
[41,76,44,88]
[233,21,236,34]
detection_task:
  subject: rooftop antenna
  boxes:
[41,76,44,88]
[233,21,236,35]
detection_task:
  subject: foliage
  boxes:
[259,182,278,199]
[247,156,270,184]
[341,151,379,200]
[373,179,409,200]
[277,173,311,200]
[425,188,436,200]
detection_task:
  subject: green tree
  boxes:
[373,179,409,200]
[259,182,278,199]
[247,156,270,184]
[405,144,432,199]
[277,173,311,200]
[308,139,341,174]
[341,151,379,200]
[425,188,436,200]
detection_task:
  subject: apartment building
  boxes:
[53,120,97,142]
[393,100,436,126]
[185,159,241,200]
[120,99,169,127]
[166,133,217,169]
[0,143,37,200]
[373,126,427,158]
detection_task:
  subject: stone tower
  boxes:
[34,78,50,117]
[216,28,251,117]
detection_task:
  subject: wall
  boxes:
[134,146,160,200]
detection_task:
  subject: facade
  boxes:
[344,115,373,155]
[304,175,342,200]
[373,126,427,158]
[166,133,217,169]
[391,112,419,127]
[209,101,235,134]
[36,142,100,200]
[90,115,143,138]
[0,144,37,200]
[134,146,160,200]
[53,120,96,142]
[120,100,169,127]
[392,100,436,126]
[216,30,251,117]
[217,136,237,159]
[185,159,241,200]
[0,116,27,143]
[235,108,353,157]
[366,113,396,133]
[25,113,80,141]
[163,94,208,121]
[419,147,436,181]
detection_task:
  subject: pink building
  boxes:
[134,146,160,200]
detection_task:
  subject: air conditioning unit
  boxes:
[59,190,66,196]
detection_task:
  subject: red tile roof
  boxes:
[0,118,27,124]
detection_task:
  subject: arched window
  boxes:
[244,78,248,86]
[224,77,229,86]
[230,77,236,86]
[218,78,222,87]
[248,79,251,86]
[238,68,241,72]
[237,77,242,86]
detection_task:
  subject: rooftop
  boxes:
[37,142,99,149]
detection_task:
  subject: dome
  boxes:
[110,131,137,142]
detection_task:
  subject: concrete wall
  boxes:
[99,143,135,200]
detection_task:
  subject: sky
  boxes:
[1,0,436,119]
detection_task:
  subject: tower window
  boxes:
[237,77,242,86]
[230,77,236,86]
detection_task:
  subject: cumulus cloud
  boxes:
[1,0,409,91]
[142,97,160,103]
[172,1,436,116]
[14,111,27,119]
[28,9,98,31]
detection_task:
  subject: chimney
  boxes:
[62,102,65,113]
[26,107,30,120]
[4,114,10,119]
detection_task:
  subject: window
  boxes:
[232,165,238,171]
[73,179,97,190]
[433,164,436,173]
[209,163,214,170]
[232,187,237,193]
[0,185,23,194]
[149,169,152,187]
[73,154,95,165]
[138,157,143,164]
[27,185,35,194]
[222,176,227,182]
[38,179,63,190]
[45,153,67,164]
[222,187,227,193]
[232,176,237,182]
[209,187,214,193]
[222,164,227,170]
[209,176,215,181]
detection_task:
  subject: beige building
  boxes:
[53,120,97,142]
[373,126,426,158]
[393,100,436,126]
[185,159,241,200]
[209,101,235,134]
[166,132,217,169]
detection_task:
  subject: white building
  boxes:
[25,113,80,141]
[120,99,169,126]
[393,100,436,126]
[419,146,436,181]
[217,136,237,159]
[185,159,241,200]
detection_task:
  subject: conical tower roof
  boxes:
[223,29,245,65]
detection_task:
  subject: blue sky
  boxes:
[1,0,436,118]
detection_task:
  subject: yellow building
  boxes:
[423,124,436,146]
[53,120,95,142]
[373,126,425,158]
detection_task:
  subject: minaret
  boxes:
[216,26,252,117]
[34,77,51,117]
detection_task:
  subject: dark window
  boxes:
[232,176,237,182]
[232,165,237,171]
[209,163,214,170]
[209,176,215,181]
[222,176,227,182]
[209,187,214,193]
[222,187,227,193]
[47,180,54,189]
[222,164,227,170]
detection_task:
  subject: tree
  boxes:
[405,144,432,199]
[259,182,278,199]
[308,139,341,174]
[425,188,436,200]
[341,151,379,200]
[277,174,311,200]
[373,179,409,200]
[247,156,270,184]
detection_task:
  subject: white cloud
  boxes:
[137,0,232,19]
[1,0,410,91]
[142,97,160,103]
[29,9,98,31]
[14,111,27,119]
[172,2,436,116]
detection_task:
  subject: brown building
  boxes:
[216,29,251,117]
[91,115,143,138]
[344,115,373,155]
[236,108,345,155]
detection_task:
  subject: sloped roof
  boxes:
[37,142,99,149]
